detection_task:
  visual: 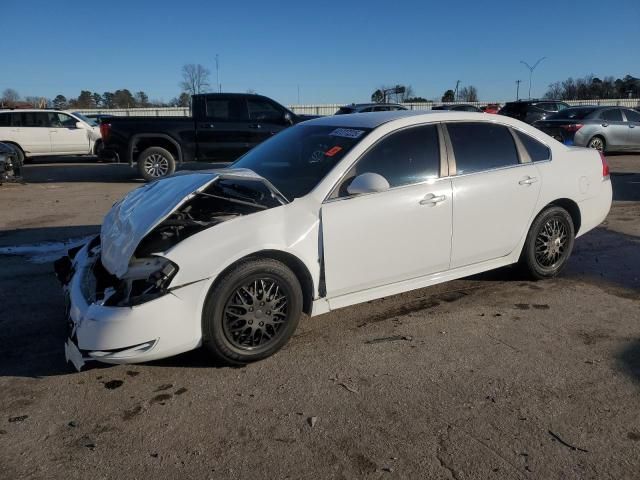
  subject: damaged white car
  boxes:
[55,111,612,370]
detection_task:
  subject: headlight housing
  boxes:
[100,256,179,307]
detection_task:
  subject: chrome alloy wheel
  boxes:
[588,137,604,151]
[534,218,569,268]
[143,153,170,178]
[223,278,289,350]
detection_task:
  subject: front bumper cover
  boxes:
[56,238,205,371]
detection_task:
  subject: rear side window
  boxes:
[205,98,246,121]
[515,131,551,162]
[346,124,440,190]
[18,112,49,127]
[0,113,9,127]
[447,122,519,174]
[601,109,623,122]
[623,109,640,122]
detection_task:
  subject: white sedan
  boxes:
[56,111,612,370]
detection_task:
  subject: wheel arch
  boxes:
[206,249,315,316]
[538,198,582,234]
[129,134,183,166]
[1,141,25,155]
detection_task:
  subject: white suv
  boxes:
[0,109,102,163]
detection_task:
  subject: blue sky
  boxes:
[2,0,638,105]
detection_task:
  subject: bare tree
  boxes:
[180,64,211,96]
[459,86,478,102]
[1,88,20,106]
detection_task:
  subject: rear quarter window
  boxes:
[515,130,551,162]
[0,113,9,127]
[447,122,519,174]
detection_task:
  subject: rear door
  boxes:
[622,109,640,148]
[246,97,290,147]
[599,109,628,149]
[446,122,542,268]
[10,112,51,154]
[48,112,90,154]
[196,95,251,161]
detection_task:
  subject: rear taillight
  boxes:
[99,122,111,141]
[560,123,583,132]
[599,151,610,179]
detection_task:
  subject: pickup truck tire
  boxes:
[138,146,176,181]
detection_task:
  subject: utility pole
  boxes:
[516,80,521,100]
[520,57,546,99]
[215,54,221,93]
[454,80,460,102]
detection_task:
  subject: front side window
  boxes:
[205,98,246,121]
[601,109,623,122]
[49,112,77,128]
[447,122,519,174]
[340,124,440,194]
[515,130,551,162]
[247,99,284,123]
[232,124,371,200]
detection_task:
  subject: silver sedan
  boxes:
[534,106,640,152]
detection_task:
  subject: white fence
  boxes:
[75,98,640,118]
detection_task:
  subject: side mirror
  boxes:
[347,172,390,195]
[75,121,84,129]
[283,112,294,125]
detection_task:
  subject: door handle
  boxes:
[630,124,636,128]
[419,193,446,206]
[519,176,538,186]
[601,123,609,127]
[249,123,262,129]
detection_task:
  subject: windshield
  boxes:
[232,124,371,200]
[548,107,596,120]
[72,112,97,126]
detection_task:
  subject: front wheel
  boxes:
[137,146,176,181]
[202,258,303,365]
[519,206,575,280]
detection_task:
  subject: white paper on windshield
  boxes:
[329,128,365,139]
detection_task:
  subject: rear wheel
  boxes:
[519,206,575,280]
[587,135,605,152]
[137,146,176,181]
[5,143,25,165]
[202,258,303,365]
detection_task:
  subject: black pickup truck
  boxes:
[99,93,316,180]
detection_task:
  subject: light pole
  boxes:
[516,79,521,100]
[520,57,546,99]
[215,54,221,93]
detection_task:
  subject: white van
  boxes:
[0,109,102,162]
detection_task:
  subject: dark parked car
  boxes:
[499,100,570,124]
[431,104,482,112]
[335,103,407,114]
[0,141,21,183]
[100,93,317,181]
[534,106,640,152]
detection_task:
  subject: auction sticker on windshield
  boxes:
[329,128,365,139]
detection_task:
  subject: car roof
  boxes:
[304,110,506,129]
[341,103,405,108]
[0,108,66,113]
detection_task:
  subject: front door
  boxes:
[48,112,90,154]
[321,124,452,301]
[246,97,290,147]
[622,108,640,148]
[599,108,628,150]
[445,122,542,268]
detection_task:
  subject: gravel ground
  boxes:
[0,155,638,479]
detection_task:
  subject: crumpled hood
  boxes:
[100,168,269,278]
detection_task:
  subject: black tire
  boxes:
[519,206,575,280]
[137,146,176,181]
[587,135,605,152]
[202,258,303,365]
[93,140,104,157]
